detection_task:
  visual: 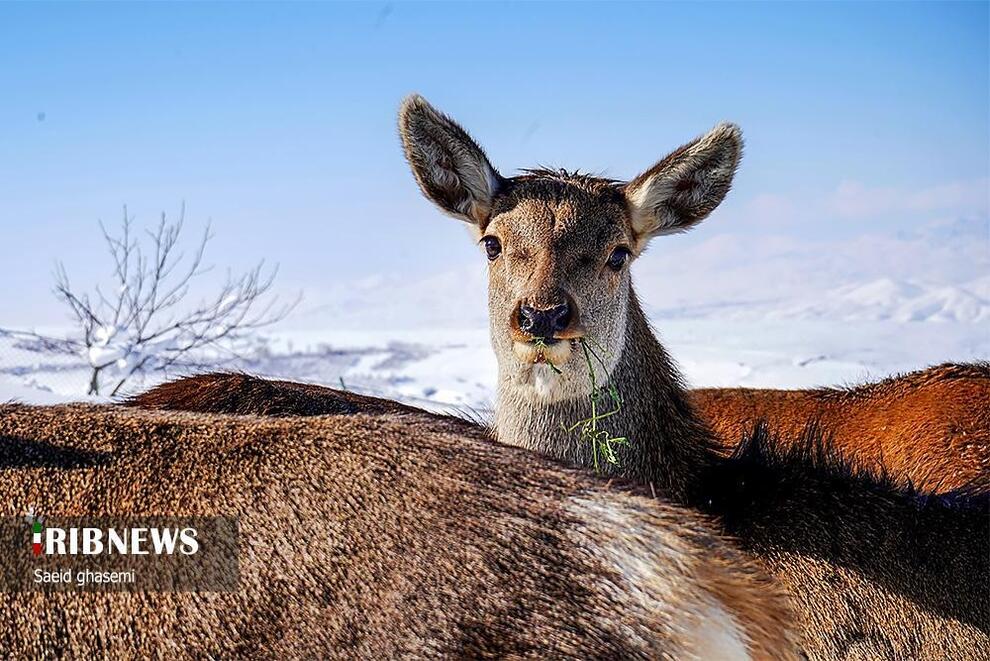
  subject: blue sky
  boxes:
[1,1,987,326]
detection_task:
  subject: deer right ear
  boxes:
[399,94,503,226]
[624,123,742,246]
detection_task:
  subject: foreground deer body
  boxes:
[132,362,990,495]
[131,373,990,659]
[0,403,796,659]
[692,362,990,493]
[396,95,990,659]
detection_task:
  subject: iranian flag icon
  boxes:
[32,521,42,556]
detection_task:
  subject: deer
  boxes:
[691,361,990,493]
[393,95,989,659]
[0,402,797,660]
[124,97,989,658]
[129,362,990,495]
[127,377,990,660]
[128,363,990,495]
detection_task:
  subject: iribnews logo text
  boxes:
[34,526,200,556]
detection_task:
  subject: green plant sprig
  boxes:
[532,337,563,374]
[535,336,629,472]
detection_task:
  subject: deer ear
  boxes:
[624,123,742,243]
[399,94,503,226]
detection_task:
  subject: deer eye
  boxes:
[606,247,630,271]
[481,236,502,261]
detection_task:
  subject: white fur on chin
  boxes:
[510,340,578,401]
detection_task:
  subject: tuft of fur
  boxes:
[0,403,797,660]
[691,361,990,493]
[515,168,625,195]
[126,372,424,417]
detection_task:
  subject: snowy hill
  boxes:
[782,278,989,323]
[2,216,986,409]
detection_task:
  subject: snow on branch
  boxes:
[2,205,299,396]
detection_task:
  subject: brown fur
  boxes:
[129,366,990,497]
[125,372,433,419]
[0,403,797,659]
[396,95,990,659]
[127,371,425,418]
[692,362,990,493]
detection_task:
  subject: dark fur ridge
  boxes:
[818,361,990,401]
[124,372,422,417]
[124,372,491,431]
[702,422,989,633]
[0,436,109,470]
[721,421,989,509]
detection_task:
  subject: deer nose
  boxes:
[518,301,572,340]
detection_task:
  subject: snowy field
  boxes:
[2,317,986,417]
[2,216,986,413]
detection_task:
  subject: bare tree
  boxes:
[3,206,298,396]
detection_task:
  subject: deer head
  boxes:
[399,94,741,403]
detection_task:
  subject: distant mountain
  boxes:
[287,216,989,329]
[781,277,989,323]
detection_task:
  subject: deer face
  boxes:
[399,95,741,401]
[478,177,635,398]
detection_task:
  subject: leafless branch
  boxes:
[1,206,298,396]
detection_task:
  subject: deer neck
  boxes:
[494,291,718,502]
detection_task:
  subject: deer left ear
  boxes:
[624,123,742,244]
[398,94,503,227]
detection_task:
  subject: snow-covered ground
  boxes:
[2,317,986,416]
[3,216,986,412]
